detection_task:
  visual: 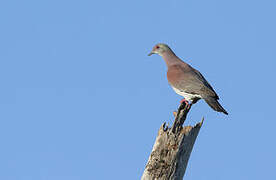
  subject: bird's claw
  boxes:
[180,98,191,109]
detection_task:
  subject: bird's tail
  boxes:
[203,96,228,115]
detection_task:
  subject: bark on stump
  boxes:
[141,103,203,180]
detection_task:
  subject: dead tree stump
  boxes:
[141,103,203,180]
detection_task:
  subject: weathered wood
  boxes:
[141,103,203,180]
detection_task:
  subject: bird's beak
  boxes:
[148,51,154,56]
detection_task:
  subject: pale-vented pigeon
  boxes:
[148,43,228,115]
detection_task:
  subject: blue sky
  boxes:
[0,0,275,179]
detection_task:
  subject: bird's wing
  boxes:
[170,64,219,99]
[192,68,219,99]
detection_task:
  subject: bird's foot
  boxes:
[180,98,191,109]
[180,98,189,105]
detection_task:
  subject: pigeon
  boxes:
[148,43,228,115]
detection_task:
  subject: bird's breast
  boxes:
[167,65,184,85]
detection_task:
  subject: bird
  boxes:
[148,43,228,115]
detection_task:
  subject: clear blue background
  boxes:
[0,0,275,179]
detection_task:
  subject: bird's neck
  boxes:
[161,51,182,67]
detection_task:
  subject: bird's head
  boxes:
[148,43,171,56]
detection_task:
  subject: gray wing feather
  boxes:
[175,65,219,99]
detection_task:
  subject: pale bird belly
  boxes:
[172,86,202,101]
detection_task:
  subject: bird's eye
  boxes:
[156,46,160,49]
